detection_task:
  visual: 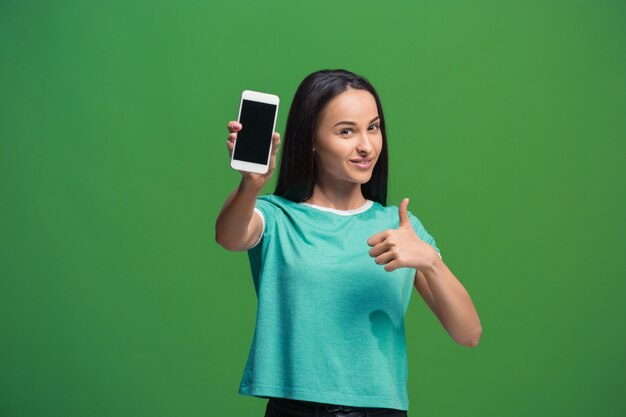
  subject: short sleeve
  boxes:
[408,212,442,259]
[248,195,279,249]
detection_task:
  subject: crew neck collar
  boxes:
[299,199,374,216]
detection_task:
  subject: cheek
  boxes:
[316,148,351,172]
[375,136,383,153]
[316,149,342,169]
[319,142,352,160]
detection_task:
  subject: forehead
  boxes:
[320,88,378,123]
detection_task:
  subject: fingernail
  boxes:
[233,122,241,129]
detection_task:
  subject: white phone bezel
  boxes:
[230,90,280,174]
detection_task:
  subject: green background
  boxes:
[1,0,625,416]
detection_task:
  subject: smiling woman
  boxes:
[215,69,482,417]
[274,70,389,207]
[306,87,383,207]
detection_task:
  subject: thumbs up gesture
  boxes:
[367,198,438,272]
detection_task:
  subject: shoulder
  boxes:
[255,194,296,212]
[254,194,302,225]
[373,200,437,238]
[376,201,427,227]
[250,195,292,247]
[369,201,416,224]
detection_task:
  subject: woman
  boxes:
[216,69,482,417]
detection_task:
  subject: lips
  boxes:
[349,157,374,169]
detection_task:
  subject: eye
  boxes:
[339,128,352,135]
[369,124,380,131]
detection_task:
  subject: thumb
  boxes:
[270,132,281,156]
[398,198,410,228]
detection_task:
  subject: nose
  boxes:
[356,131,374,155]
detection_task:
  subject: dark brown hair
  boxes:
[274,69,389,205]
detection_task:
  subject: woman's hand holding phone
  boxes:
[226,121,281,190]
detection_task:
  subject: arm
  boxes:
[367,198,482,347]
[215,179,264,252]
[215,121,280,252]
[417,257,483,347]
[413,269,440,320]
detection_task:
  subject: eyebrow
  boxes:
[333,116,380,128]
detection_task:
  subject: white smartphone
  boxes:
[230,90,280,174]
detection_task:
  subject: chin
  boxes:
[349,173,374,184]
[343,169,375,184]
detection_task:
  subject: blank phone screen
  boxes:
[233,99,277,164]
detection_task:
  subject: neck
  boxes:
[304,177,367,211]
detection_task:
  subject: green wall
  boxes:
[1,1,625,416]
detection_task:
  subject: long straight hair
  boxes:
[274,69,389,206]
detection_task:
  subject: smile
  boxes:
[349,158,374,169]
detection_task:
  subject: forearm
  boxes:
[420,257,482,347]
[215,178,263,250]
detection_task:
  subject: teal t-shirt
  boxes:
[238,194,441,411]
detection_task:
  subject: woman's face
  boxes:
[313,88,383,186]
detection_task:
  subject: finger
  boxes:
[226,140,234,157]
[367,230,391,246]
[375,251,396,266]
[398,198,410,228]
[228,132,237,143]
[270,132,281,156]
[227,121,242,133]
[368,241,391,258]
[384,260,401,272]
[267,133,281,172]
